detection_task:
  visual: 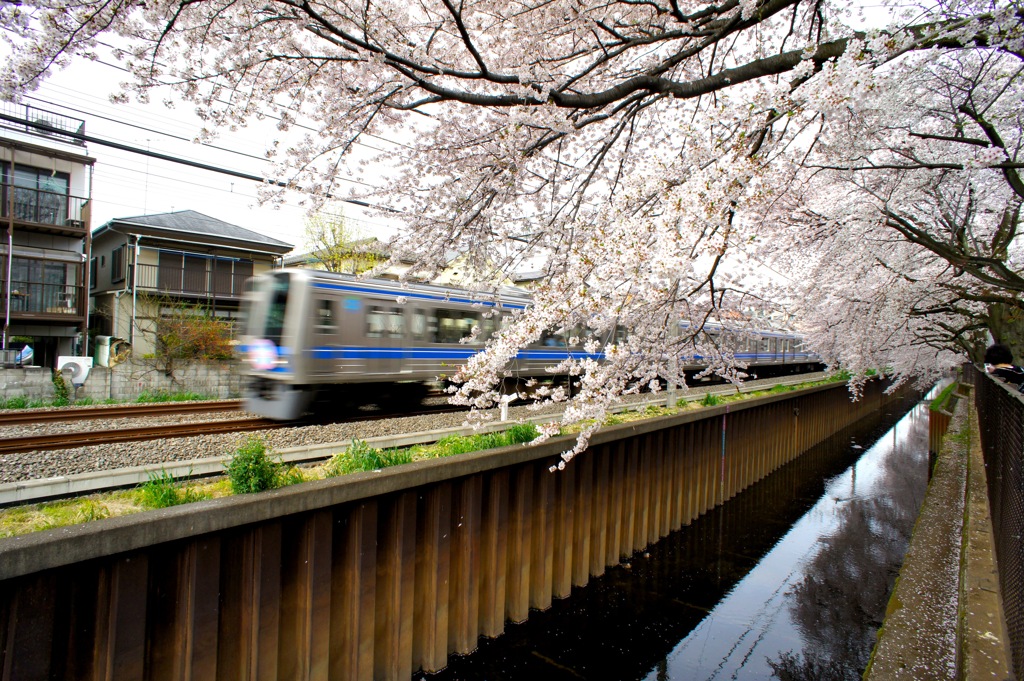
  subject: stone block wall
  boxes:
[0,366,58,401]
[0,359,245,403]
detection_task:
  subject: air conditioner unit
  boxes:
[57,355,93,386]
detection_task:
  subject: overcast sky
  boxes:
[11,55,403,253]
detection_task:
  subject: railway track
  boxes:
[0,417,283,455]
[0,400,245,426]
[0,403,467,455]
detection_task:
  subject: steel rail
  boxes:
[0,418,282,455]
[0,400,245,426]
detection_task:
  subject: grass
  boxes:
[0,374,848,538]
[0,391,219,411]
[138,469,210,508]
[929,382,958,413]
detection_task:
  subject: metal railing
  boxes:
[2,281,82,316]
[0,102,86,145]
[1,182,89,231]
[967,363,1024,679]
[132,263,250,299]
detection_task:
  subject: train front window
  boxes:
[263,274,289,344]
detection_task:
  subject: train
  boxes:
[238,268,821,420]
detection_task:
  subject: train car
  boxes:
[238,268,820,420]
[238,268,600,419]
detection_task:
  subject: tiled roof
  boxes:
[100,210,293,251]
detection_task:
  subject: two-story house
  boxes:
[0,103,95,369]
[90,210,293,357]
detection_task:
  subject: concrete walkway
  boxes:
[864,388,1013,680]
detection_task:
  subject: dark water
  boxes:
[420,391,931,681]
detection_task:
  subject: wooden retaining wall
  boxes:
[0,380,904,681]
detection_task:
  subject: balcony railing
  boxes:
[0,102,86,146]
[1,182,89,233]
[132,263,250,299]
[2,281,82,316]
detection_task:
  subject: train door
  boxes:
[309,297,341,377]
[365,302,405,376]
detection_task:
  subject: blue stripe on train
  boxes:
[311,282,528,309]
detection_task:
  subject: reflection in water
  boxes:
[420,395,928,681]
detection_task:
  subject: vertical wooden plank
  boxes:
[448,477,483,657]
[148,538,222,681]
[551,462,575,599]
[667,426,684,531]
[252,524,282,681]
[414,482,452,670]
[277,512,332,681]
[589,447,610,577]
[605,442,626,566]
[649,431,666,542]
[93,554,149,681]
[374,492,417,681]
[530,464,555,611]
[634,435,651,552]
[479,470,509,638]
[330,502,377,681]
[681,424,696,525]
[620,442,638,560]
[505,466,533,623]
[1,573,57,681]
[570,454,593,585]
[182,537,222,681]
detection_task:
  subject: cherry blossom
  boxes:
[2,0,1020,455]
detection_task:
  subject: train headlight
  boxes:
[249,338,279,371]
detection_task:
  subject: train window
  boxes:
[436,309,479,343]
[480,313,499,341]
[386,307,404,338]
[540,330,566,347]
[367,306,386,338]
[367,306,404,338]
[409,309,427,341]
[314,299,337,335]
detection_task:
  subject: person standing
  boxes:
[984,343,1024,388]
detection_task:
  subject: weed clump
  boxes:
[226,436,280,493]
[700,393,723,407]
[138,470,209,508]
[326,440,413,476]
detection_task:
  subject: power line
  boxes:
[0,111,392,213]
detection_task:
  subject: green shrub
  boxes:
[700,393,723,407]
[51,369,70,407]
[138,469,209,508]
[226,437,280,493]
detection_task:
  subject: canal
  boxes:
[420,391,930,681]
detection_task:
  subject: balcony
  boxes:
[0,102,86,146]
[132,263,250,300]
[2,281,83,319]
[1,183,90,237]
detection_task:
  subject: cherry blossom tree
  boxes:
[2,0,1021,457]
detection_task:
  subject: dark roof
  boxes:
[94,210,293,254]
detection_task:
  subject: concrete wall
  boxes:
[0,365,57,401]
[0,358,244,402]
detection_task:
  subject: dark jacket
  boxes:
[991,365,1024,389]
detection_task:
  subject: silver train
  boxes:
[238,268,820,420]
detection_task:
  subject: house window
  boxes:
[111,245,126,284]
[0,163,70,226]
[89,258,97,290]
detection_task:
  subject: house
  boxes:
[0,103,95,369]
[90,210,293,357]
